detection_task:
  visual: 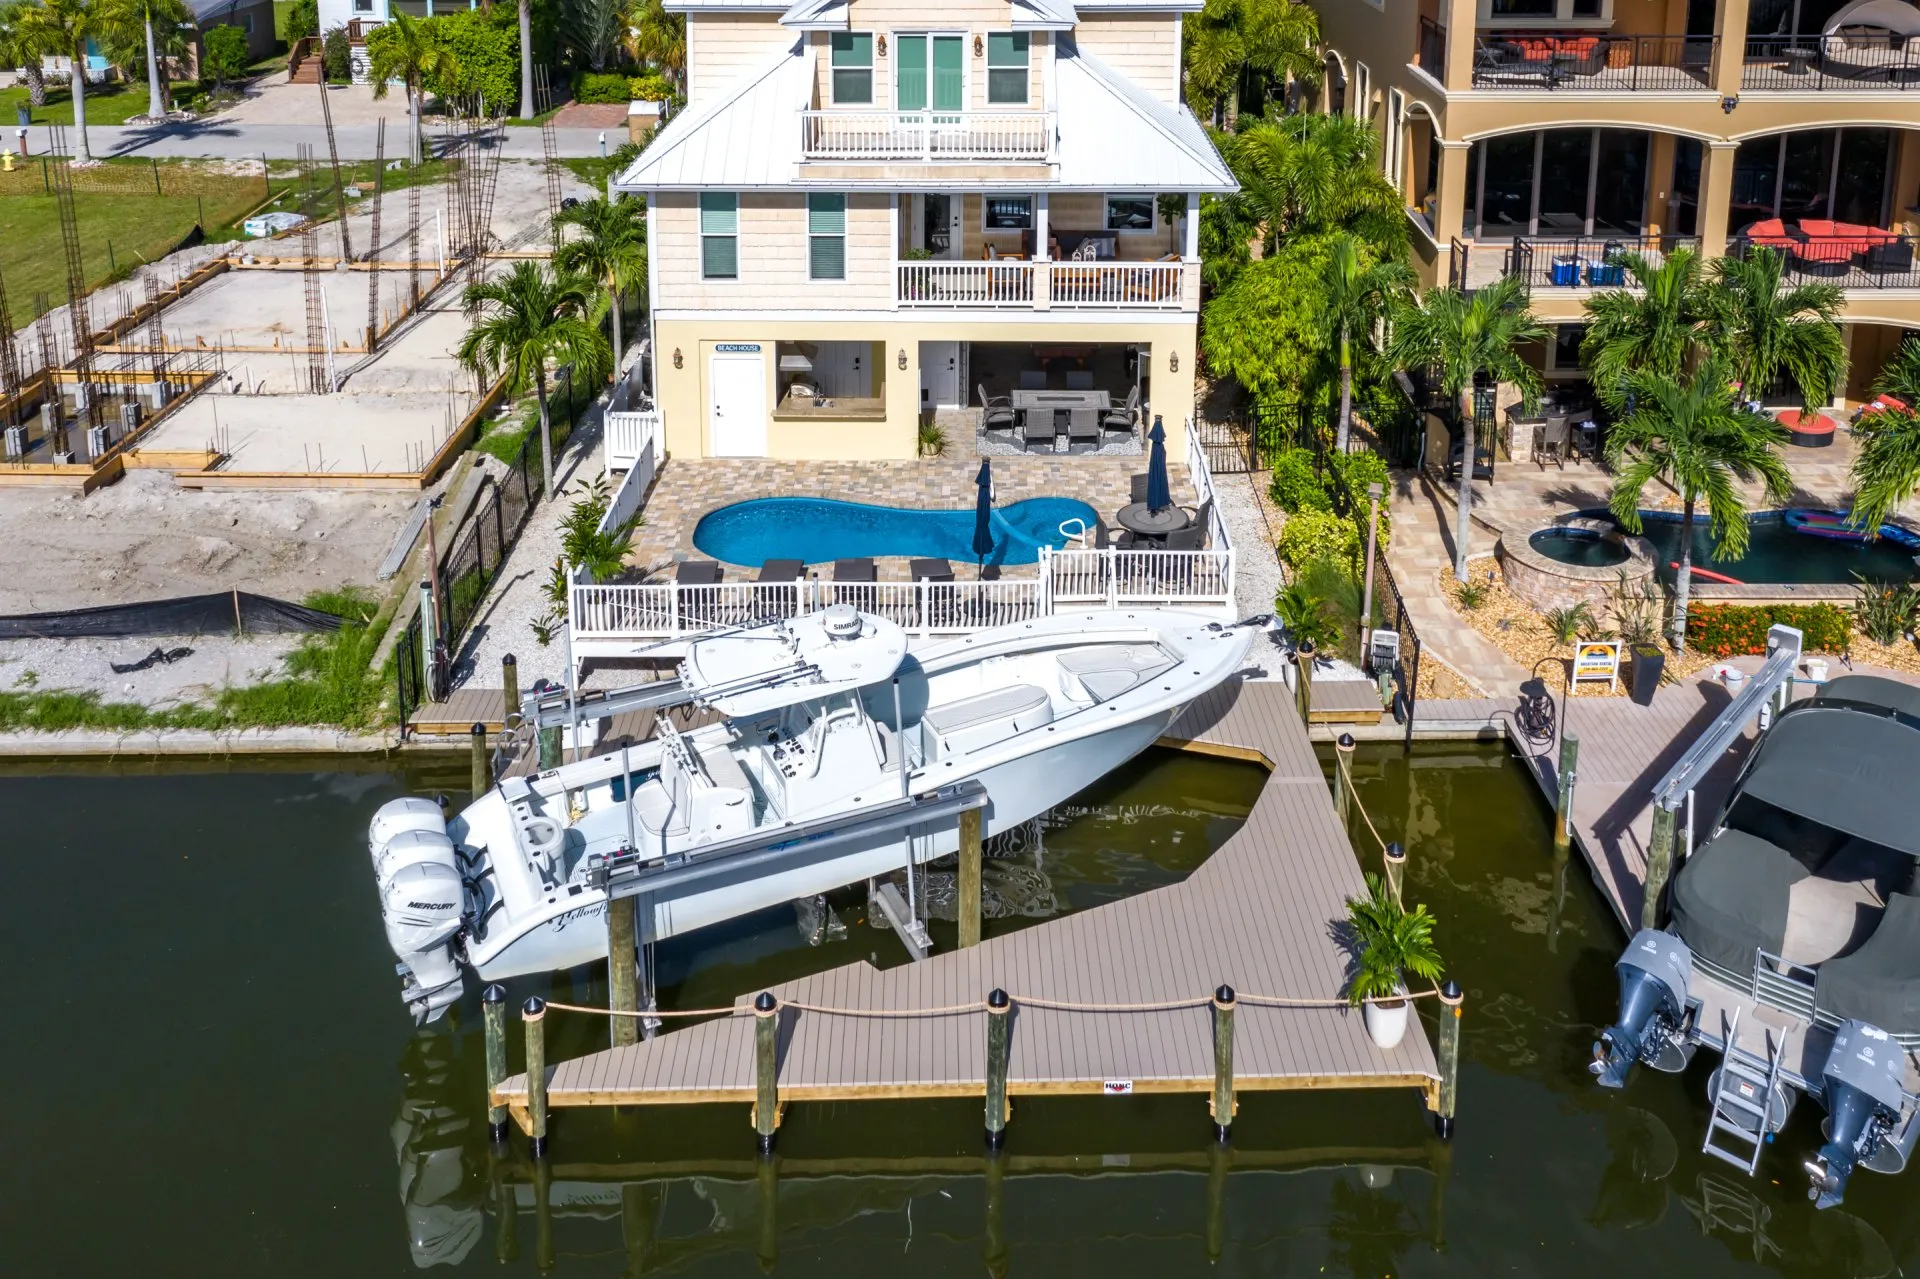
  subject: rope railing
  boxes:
[536,984,1441,1021]
[1334,742,1391,857]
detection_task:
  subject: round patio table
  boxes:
[1116,502,1191,544]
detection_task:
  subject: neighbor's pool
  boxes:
[1588,509,1920,585]
[692,495,1101,567]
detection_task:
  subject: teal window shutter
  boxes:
[809,193,847,280]
[986,33,1029,105]
[700,193,738,279]
[895,35,927,111]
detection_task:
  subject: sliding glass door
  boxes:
[1467,129,1650,239]
[895,34,964,116]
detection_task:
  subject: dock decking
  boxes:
[492,676,1442,1132]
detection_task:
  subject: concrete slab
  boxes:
[141,391,464,475]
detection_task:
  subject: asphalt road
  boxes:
[14,120,615,161]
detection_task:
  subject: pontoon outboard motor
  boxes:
[369,797,469,1024]
[1807,1020,1908,1209]
[1592,929,1694,1088]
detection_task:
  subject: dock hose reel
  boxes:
[1592,929,1695,1089]
[1807,1019,1907,1209]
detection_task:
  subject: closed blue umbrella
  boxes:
[973,459,996,574]
[1145,416,1171,513]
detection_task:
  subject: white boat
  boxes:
[368,605,1262,1022]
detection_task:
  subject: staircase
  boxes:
[1702,1007,1787,1174]
[289,37,320,84]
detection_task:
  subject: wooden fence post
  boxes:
[1210,985,1236,1142]
[1643,803,1676,930]
[753,993,779,1152]
[1553,732,1579,858]
[523,996,549,1157]
[984,988,1011,1148]
[482,983,509,1145]
[1435,980,1462,1140]
[958,806,983,949]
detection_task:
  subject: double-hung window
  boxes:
[1105,194,1156,232]
[808,193,846,281]
[986,32,1029,104]
[700,193,738,280]
[830,32,873,105]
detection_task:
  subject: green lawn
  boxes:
[0,160,269,312]
[0,81,198,127]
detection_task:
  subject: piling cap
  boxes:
[471,721,487,735]
[482,984,505,1005]
[1296,639,1316,657]
[1439,979,1462,1004]
[522,995,546,1017]
[1337,732,1355,750]
[1214,984,1235,1004]
[1385,841,1406,862]
[987,988,1009,1009]
[503,653,517,667]
[754,991,777,1013]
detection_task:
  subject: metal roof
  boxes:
[614,36,1236,193]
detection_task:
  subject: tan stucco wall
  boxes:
[653,316,1197,462]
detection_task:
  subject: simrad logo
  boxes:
[408,901,456,911]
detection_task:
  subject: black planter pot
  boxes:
[1630,644,1665,707]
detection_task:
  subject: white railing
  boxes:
[800,109,1053,161]
[1045,547,1235,610]
[604,407,662,476]
[896,260,1190,310]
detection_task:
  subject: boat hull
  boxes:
[467,704,1180,981]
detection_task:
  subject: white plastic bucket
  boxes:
[1805,658,1829,683]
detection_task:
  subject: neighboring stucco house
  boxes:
[613,0,1233,462]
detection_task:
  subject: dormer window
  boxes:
[986,32,1029,104]
[831,32,874,105]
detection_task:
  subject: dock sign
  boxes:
[1572,640,1621,691]
[1103,1080,1134,1095]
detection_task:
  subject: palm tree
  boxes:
[1181,0,1319,127]
[457,262,612,499]
[1579,247,1716,409]
[367,12,459,166]
[1710,245,1846,413]
[565,0,623,72]
[554,196,647,373]
[1322,232,1412,452]
[1844,338,1920,533]
[626,0,685,97]
[23,0,103,163]
[517,0,533,120]
[1385,275,1547,577]
[98,0,189,121]
[1605,359,1792,650]
[1224,112,1405,255]
[0,1,51,109]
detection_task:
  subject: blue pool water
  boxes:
[692,495,1101,567]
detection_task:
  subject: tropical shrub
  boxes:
[1543,602,1595,645]
[321,25,351,82]
[1852,575,1920,647]
[1268,447,1329,513]
[1454,574,1488,610]
[1277,509,1357,570]
[202,25,249,87]
[1275,579,1340,653]
[574,70,631,103]
[368,7,520,111]
[285,0,318,43]
[628,72,674,102]
[1345,872,1443,1005]
[1685,603,1849,656]
[1610,571,1664,649]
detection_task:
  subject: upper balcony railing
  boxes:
[1464,234,1700,294]
[895,259,1192,310]
[1741,34,1920,91]
[1472,33,1717,91]
[800,110,1054,162]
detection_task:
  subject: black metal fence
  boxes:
[1324,455,1422,743]
[395,610,428,727]
[1504,234,1700,295]
[1472,33,1716,91]
[1194,386,1422,476]
[1741,35,1920,92]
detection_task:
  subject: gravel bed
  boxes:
[1212,465,1281,621]
[0,633,303,705]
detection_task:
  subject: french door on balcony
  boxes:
[1463,129,1651,240]
[896,34,965,119]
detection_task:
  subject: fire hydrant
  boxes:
[1,150,14,173]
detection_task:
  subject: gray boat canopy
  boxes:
[1736,687,1920,857]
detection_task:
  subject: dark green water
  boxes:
[1635,516,1920,585]
[3,745,1914,1276]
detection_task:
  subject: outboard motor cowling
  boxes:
[368,798,468,1024]
[369,797,450,864]
[1593,929,1694,1088]
[1808,1020,1907,1209]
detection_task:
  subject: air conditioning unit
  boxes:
[3,425,24,459]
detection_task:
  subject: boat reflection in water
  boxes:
[391,1027,486,1268]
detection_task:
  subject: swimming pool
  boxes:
[1598,510,1920,584]
[692,496,1101,567]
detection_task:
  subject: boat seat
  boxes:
[922,684,1053,761]
[1055,644,1174,705]
[1671,829,1807,973]
[632,749,694,838]
[1817,893,1920,1036]
[694,738,752,796]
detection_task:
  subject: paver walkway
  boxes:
[1385,473,1529,697]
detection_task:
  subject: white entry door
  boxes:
[922,340,961,410]
[708,348,766,457]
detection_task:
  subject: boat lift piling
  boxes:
[483,983,509,1144]
[1210,985,1237,1142]
[469,723,489,798]
[523,996,550,1157]
[1435,980,1463,1140]
[958,806,984,948]
[500,653,518,729]
[1553,733,1579,858]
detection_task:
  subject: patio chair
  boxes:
[1022,413,1058,453]
[1180,497,1213,538]
[1537,415,1570,470]
[1130,473,1151,505]
[1163,524,1207,551]
[756,557,804,617]
[977,383,1016,434]
[1065,370,1095,390]
[1104,385,1141,435]
[1066,409,1101,453]
[833,557,877,610]
[1019,369,1048,390]
[675,558,725,625]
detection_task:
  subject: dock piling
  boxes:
[482,983,509,1145]
[1553,733,1579,857]
[753,993,779,1152]
[1210,984,1236,1142]
[1643,803,1676,930]
[620,1182,655,1274]
[1293,640,1315,722]
[533,1156,555,1271]
[1333,733,1355,828]
[983,1150,1008,1278]
[1384,841,1407,908]
[1435,980,1462,1140]
[470,722,490,797]
[524,996,549,1157]
[984,988,1011,1148]
[501,653,519,725]
[755,1152,778,1273]
[958,806,983,949]
[490,1150,519,1263]
[608,894,639,1048]
[1205,1137,1230,1263]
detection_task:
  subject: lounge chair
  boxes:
[755,558,804,617]
[977,383,1016,434]
[675,560,722,585]
[832,557,877,610]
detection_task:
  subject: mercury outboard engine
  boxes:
[370,797,469,1024]
[1807,1020,1908,1209]
[1593,929,1695,1088]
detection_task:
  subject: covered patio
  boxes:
[963,341,1150,457]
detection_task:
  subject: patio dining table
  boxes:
[1116,502,1191,545]
[1010,389,1112,414]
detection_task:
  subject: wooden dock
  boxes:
[492,677,1443,1137]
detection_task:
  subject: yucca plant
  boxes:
[1852,574,1920,647]
[1454,573,1488,610]
[917,420,949,457]
[1345,872,1443,1006]
[1544,601,1595,645]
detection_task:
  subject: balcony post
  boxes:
[1434,140,1470,277]
[1698,140,1740,259]
[1184,191,1199,259]
[1711,0,1753,95]
[1442,0,1476,90]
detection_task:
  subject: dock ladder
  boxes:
[1701,1007,1786,1174]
